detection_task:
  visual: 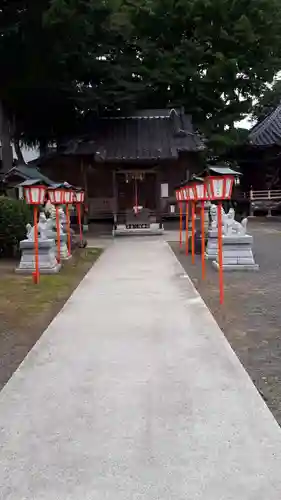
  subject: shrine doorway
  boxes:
[114,170,158,226]
[117,171,156,211]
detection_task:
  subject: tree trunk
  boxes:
[0,100,13,173]
[14,138,26,164]
[39,139,48,157]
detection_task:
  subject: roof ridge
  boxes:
[100,115,170,120]
[249,103,281,144]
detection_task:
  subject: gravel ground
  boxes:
[170,219,281,425]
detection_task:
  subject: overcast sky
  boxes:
[18,146,39,162]
[235,115,256,130]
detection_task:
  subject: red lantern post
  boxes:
[64,188,75,256]
[185,202,189,255]
[188,186,196,264]
[23,183,47,284]
[192,181,209,280]
[179,203,183,248]
[175,189,183,248]
[48,186,66,263]
[181,186,190,255]
[75,189,85,246]
[205,175,234,304]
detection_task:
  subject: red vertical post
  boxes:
[201,202,206,280]
[56,205,61,264]
[33,206,39,284]
[66,204,71,256]
[77,204,83,246]
[179,202,183,247]
[217,202,224,304]
[191,201,195,264]
[185,202,189,255]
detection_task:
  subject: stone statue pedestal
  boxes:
[46,231,70,260]
[16,239,61,274]
[212,234,259,271]
[204,202,211,231]
[205,229,218,260]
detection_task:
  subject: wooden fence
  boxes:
[248,189,281,201]
[243,190,281,216]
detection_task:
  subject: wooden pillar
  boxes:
[81,160,89,231]
[249,187,254,217]
[112,169,118,228]
[156,169,163,228]
[18,186,24,200]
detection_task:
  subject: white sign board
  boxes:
[161,183,169,198]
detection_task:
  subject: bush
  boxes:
[0,196,32,257]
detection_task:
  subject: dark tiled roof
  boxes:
[208,166,241,175]
[3,165,54,185]
[249,104,281,146]
[63,109,204,161]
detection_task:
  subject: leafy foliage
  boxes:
[0,197,32,257]
[253,79,281,122]
[1,0,281,156]
[116,0,281,142]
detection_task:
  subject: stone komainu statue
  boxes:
[209,204,248,235]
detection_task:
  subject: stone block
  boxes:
[113,223,164,237]
[16,239,62,274]
[205,230,218,260]
[212,234,259,271]
[212,261,259,271]
[223,235,253,245]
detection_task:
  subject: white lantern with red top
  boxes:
[175,189,182,202]
[74,189,85,246]
[47,185,66,263]
[62,184,76,257]
[21,180,48,284]
[48,186,66,205]
[192,181,209,202]
[180,187,189,201]
[75,190,85,204]
[23,183,47,205]
[64,189,75,204]
[188,185,195,201]
[204,173,235,305]
[205,175,234,201]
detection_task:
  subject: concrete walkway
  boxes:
[1,238,281,499]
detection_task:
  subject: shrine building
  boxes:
[6,108,205,228]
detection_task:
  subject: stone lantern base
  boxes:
[212,234,259,271]
[16,239,61,274]
[205,229,219,260]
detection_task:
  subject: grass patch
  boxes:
[0,247,102,329]
[0,247,103,390]
[0,248,102,389]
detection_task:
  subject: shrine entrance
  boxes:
[113,169,163,234]
[117,171,156,211]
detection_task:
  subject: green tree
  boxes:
[252,79,281,122]
[0,196,32,257]
[76,0,281,152]
[0,0,114,166]
[2,0,281,162]
[120,0,281,150]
